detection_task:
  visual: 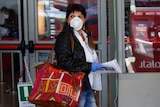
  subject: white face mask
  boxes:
[70,17,83,31]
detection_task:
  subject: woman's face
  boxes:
[1,11,9,19]
[67,11,86,25]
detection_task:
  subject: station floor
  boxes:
[0,82,18,107]
[0,69,19,107]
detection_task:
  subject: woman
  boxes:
[54,3,104,107]
[0,7,19,38]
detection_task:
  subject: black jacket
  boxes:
[54,29,92,90]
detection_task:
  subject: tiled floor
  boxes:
[0,82,18,107]
[0,67,20,107]
[0,55,20,107]
[0,69,37,107]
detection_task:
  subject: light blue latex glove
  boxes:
[91,62,104,72]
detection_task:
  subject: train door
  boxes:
[0,0,109,107]
[0,0,22,93]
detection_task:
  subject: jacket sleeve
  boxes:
[54,31,91,74]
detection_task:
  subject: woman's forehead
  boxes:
[70,11,83,15]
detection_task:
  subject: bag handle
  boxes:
[47,31,74,62]
[46,31,84,92]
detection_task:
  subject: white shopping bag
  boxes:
[17,56,35,107]
[17,82,35,107]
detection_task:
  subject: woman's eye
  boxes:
[70,15,75,18]
[78,16,83,19]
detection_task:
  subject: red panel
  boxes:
[131,9,160,72]
[0,44,18,50]
[34,44,54,50]
[68,0,97,4]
